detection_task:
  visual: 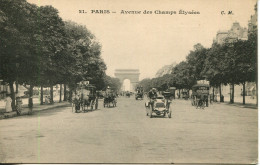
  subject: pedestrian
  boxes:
[16,96,23,114]
[45,96,49,104]
[5,94,12,113]
[74,94,81,113]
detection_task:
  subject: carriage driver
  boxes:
[148,88,158,99]
[105,86,111,96]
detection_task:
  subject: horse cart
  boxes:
[75,82,98,112]
[191,84,210,109]
[103,90,117,108]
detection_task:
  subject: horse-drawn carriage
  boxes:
[191,84,210,109]
[74,82,98,113]
[135,86,144,100]
[103,87,117,108]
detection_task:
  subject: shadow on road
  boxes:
[216,102,257,109]
[75,108,103,113]
[103,107,117,109]
[150,115,168,119]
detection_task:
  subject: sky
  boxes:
[27,0,256,80]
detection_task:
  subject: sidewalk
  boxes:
[177,95,257,109]
[0,94,62,112]
[215,95,257,109]
[213,101,257,109]
[0,101,71,120]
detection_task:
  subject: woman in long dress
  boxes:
[5,95,12,112]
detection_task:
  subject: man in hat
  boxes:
[148,88,158,110]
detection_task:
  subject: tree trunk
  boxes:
[230,84,234,103]
[63,84,67,101]
[219,85,222,102]
[28,85,34,108]
[242,82,246,105]
[40,86,43,105]
[69,88,72,102]
[50,86,54,104]
[178,89,180,99]
[229,85,232,103]
[256,81,258,106]
[212,87,215,102]
[15,82,18,94]
[232,84,235,103]
[9,81,16,111]
[59,84,62,102]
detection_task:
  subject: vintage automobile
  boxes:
[145,95,172,118]
[191,84,210,109]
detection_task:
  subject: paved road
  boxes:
[0,97,257,163]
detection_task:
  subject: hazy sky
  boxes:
[28,0,256,80]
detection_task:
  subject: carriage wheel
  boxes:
[163,111,166,117]
[149,108,153,118]
[90,100,94,111]
[201,101,205,109]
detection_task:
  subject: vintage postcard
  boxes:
[0,0,258,164]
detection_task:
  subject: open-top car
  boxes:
[145,95,172,118]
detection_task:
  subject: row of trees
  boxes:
[138,30,257,104]
[0,0,120,112]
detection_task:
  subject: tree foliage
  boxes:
[137,31,257,104]
[0,1,113,110]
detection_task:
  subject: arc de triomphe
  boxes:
[114,69,140,92]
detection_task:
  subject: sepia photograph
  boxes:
[0,0,258,164]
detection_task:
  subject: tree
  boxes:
[230,34,257,104]
[186,43,208,80]
[202,43,229,102]
[63,21,107,93]
[171,61,196,91]
[0,0,39,111]
[104,76,121,92]
[137,78,152,92]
